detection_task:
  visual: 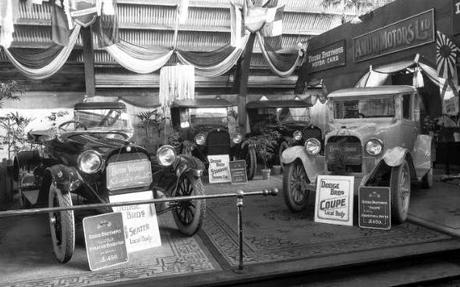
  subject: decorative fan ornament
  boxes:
[436,31,460,80]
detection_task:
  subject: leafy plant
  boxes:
[0,112,33,160]
[247,130,280,169]
[137,109,166,139]
[47,111,69,129]
[0,80,22,108]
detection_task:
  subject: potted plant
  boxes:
[247,131,279,180]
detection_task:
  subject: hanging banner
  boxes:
[110,191,162,253]
[70,0,99,27]
[314,175,354,226]
[353,9,435,62]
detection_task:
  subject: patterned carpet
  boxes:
[200,192,455,267]
[0,214,219,287]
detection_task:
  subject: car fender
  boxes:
[281,145,325,183]
[46,165,81,193]
[412,134,434,180]
[176,154,204,178]
[382,146,409,167]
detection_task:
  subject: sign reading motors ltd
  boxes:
[307,40,346,73]
[353,9,435,62]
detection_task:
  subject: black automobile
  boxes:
[13,101,206,263]
[170,98,257,180]
[245,99,322,166]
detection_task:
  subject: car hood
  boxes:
[327,119,397,143]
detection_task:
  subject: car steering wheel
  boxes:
[58,120,88,131]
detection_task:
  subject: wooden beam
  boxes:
[237,32,256,132]
[81,26,96,97]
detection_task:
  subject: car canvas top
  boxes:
[171,98,233,108]
[74,101,127,110]
[246,100,312,109]
[328,85,416,99]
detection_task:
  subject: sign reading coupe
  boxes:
[353,9,434,62]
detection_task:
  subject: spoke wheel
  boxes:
[283,160,310,212]
[391,160,411,224]
[48,183,75,263]
[172,173,206,236]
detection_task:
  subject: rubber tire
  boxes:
[48,183,75,264]
[278,141,289,168]
[390,160,411,224]
[421,167,433,189]
[246,147,257,180]
[172,173,206,236]
[283,160,310,212]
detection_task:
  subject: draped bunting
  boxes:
[105,41,174,74]
[256,32,302,77]
[2,25,81,80]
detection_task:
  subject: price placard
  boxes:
[83,212,128,271]
[229,160,248,184]
[359,186,391,230]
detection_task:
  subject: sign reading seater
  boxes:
[314,175,354,226]
[110,191,162,253]
[83,212,128,271]
[307,40,346,73]
[353,9,435,62]
[359,186,391,230]
[208,154,231,184]
[229,160,248,184]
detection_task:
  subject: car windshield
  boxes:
[180,107,228,128]
[333,96,395,119]
[73,108,133,135]
[250,107,310,126]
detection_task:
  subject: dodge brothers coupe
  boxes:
[170,98,256,179]
[246,99,322,166]
[14,101,206,263]
[282,86,434,223]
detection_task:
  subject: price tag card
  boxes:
[359,186,391,230]
[83,212,128,271]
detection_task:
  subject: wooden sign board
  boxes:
[229,160,248,184]
[208,154,231,184]
[358,186,391,230]
[110,191,162,253]
[314,175,354,226]
[83,212,128,271]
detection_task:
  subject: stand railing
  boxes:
[0,188,278,270]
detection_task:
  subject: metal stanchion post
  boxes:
[236,189,244,270]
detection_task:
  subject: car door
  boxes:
[400,93,418,151]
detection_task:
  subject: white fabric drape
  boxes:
[105,42,174,74]
[256,32,301,78]
[176,34,250,77]
[3,25,81,80]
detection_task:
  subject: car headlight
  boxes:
[232,133,243,144]
[78,150,103,174]
[305,138,321,155]
[365,139,383,156]
[194,133,206,145]
[293,130,302,141]
[157,145,177,166]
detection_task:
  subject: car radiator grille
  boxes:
[326,136,362,173]
[206,130,231,155]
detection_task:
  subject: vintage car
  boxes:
[170,98,257,179]
[13,101,206,263]
[282,86,434,223]
[246,99,322,166]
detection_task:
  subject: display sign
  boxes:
[353,9,435,62]
[83,212,128,271]
[314,175,354,226]
[208,154,231,184]
[229,160,248,184]
[106,159,152,191]
[307,40,346,73]
[358,186,391,230]
[110,191,162,253]
[454,0,460,35]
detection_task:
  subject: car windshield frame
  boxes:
[72,107,133,134]
[332,95,395,120]
[179,107,229,129]
[249,107,311,127]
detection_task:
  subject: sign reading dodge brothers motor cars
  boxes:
[307,40,346,72]
[353,9,435,62]
[314,175,354,226]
